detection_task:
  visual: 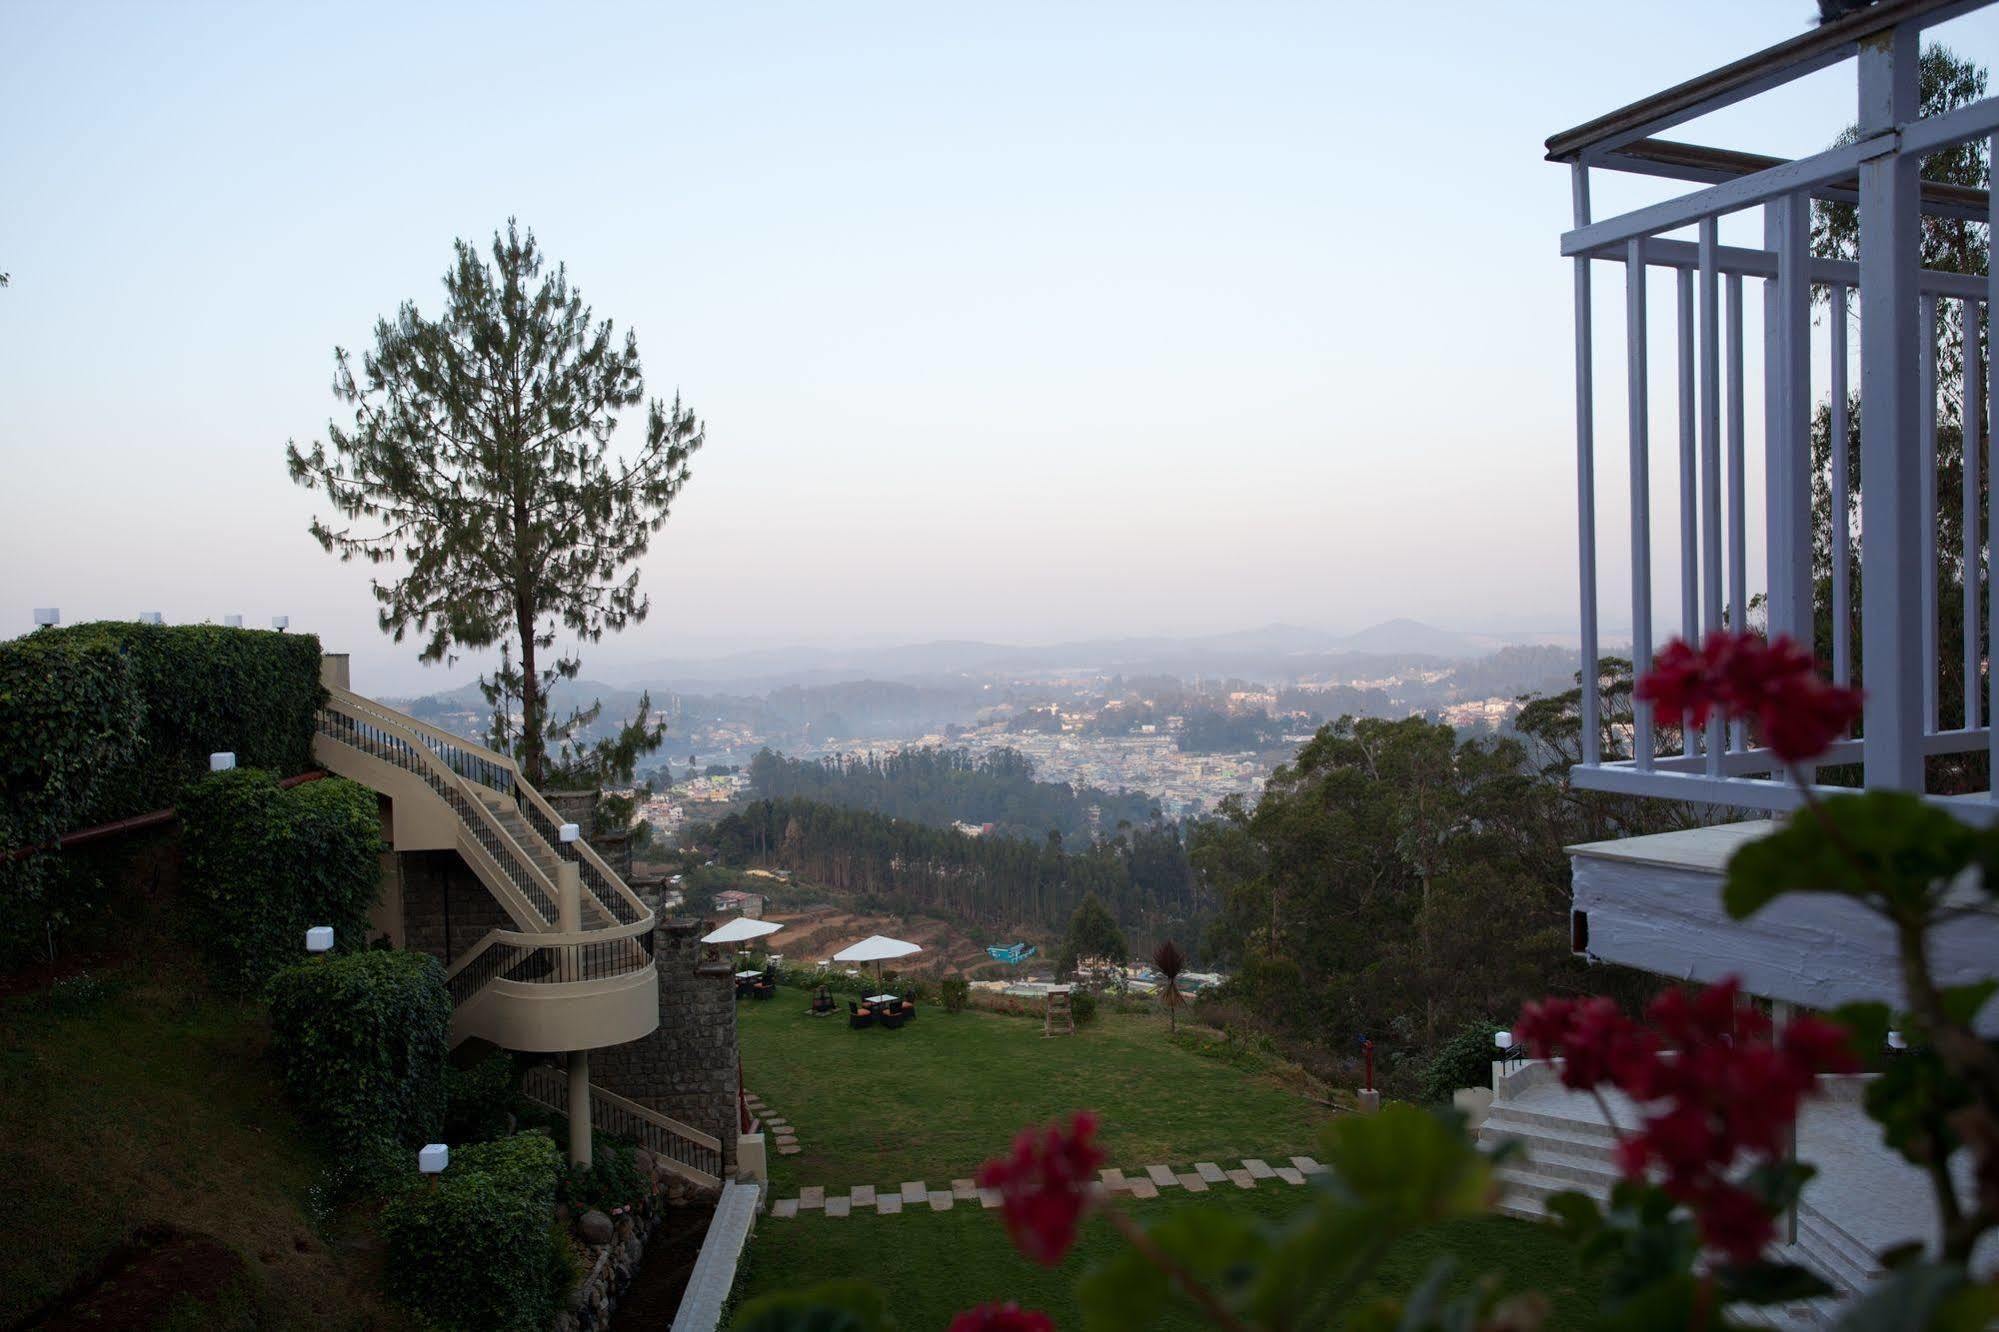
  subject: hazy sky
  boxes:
[7,2,1999,694]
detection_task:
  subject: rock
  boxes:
[577,1209,615,1245]
[634,1148,656,1177]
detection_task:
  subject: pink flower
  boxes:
[948,1303,1057,1332]
[1513,977,1856,1266]
[1635,632,1861,762]
[976,1111,1104,1266]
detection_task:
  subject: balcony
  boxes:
[1555,0,1999,819]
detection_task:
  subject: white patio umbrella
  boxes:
[702,917,783,946]
[832,935,922,994]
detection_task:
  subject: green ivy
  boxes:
[180,769,383,991]
[379,1131,570,1332]
[266,949,450,1160]
[0,621,324,967]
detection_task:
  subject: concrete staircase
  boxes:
[1476,1063,1879,1330]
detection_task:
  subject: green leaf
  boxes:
[1723,791,1976,923]
[1831,1002,1893,1061]
[1077,1209,1266,1332]
[1938,980,1997,1029]
[1312,1105,1496,1225]
[1543,1189,1604,1242]
[1831,1262,1973,1332]
[731,1279,895,1332]
[1864,1050,1971,1167]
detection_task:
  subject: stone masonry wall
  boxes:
[593,917,741,1177]
[398,848,513,967]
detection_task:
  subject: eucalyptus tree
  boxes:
[286,219,703,784]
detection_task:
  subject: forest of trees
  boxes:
[1176,708,1287,753]
[745,746,1157,843]
[701,796,1206,959]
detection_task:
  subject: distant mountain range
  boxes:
[607,619,1565,693]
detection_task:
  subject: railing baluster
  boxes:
[1990,136,1998,798]
[1699,219,1725,775]
[1574,166,1601,769]
[1922,292,1940,733]
[1727,272,1748,752]
[1678,266,1700,757]
[1832,284,1854,691]
[1967,295,1983,733]
[1629,238,1655,770]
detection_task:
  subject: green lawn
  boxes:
[737,987,1329,1196]
[735,1187,1600,1330]
[0,955,403,1328]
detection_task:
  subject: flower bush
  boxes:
[735,631,1999,1330]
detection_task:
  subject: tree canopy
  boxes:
[286,219,702,784]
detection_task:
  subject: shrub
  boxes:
[445,1049,522,1144]
[559,1140,644,1212]
[267,950,450,1159]
[940,977,970,1013]
[0,622,324,967]
[1418,1019,1502,1105]
[181,769,382,991]
[1068,989,1098,1026]
[379,1132,568,1332]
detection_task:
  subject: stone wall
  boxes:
[593,917,742,1177]
[398,848,513,967]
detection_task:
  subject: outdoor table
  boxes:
[865,994,898,1005]
[737,970,764,980]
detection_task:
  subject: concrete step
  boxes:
[1483,1100,1624,1146]
[1793,1206,1878,1294]
[1480,1113,1623,1165]
[1495,1144,1621,1191]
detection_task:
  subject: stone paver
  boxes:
[1274,1166,1306,1185]
[1145,1164,1177,1187]
[852,1185,877,1207]
[1243,1158,1275,1179]
[1100,1168,1127,1190]
[878,1193,903,1215]
[1291,1156,1326,1175]
[798,1186,825,1210]
[1176,1173,1209,1193]
[1128,1178,1160,1199]
[1226,1169,1257,1189]
[927,1190,953,1211]
[951,1178,978,1200]
[771,1198,798,1219]
[979,1188,1002,1209]
[1194,1162,1226,1183]
[825,1196,851,1218]
[899,1181,926,1204]
[778,1145,802,1156]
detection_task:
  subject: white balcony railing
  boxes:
[1554,0,1999,817]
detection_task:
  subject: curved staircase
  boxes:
[312,687,659,1048]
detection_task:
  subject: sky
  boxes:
[6,1,1999,695]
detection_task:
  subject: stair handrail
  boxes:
[320,688,565,928]
[324,686,652,930]
[521,1061,723,1187]
[443,917,657,1004]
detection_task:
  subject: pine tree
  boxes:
[286,219,702,784]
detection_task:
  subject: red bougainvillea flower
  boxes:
[947,1303,1057,1332]
[1513,977,1857,1265]
[1634,631,1862,762]
[976,1111,1104,1266]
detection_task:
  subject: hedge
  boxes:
[267,949,451,1159]
[379,1132,571,1332]
[181,769,383,991]
[0,622,325,965]
[1418,1019,1503,1105]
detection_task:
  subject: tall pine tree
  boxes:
[286,219,702,784]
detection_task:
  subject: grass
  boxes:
[737,986,1329,1196]
[735,1186,1602,1329]
[0,952,403,1328]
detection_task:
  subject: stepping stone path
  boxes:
[746,1092,805,1157]
[766,1154,1327,1219]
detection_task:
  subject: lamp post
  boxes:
[223,615,243,628]
[210,752,236,772]
[32,608,58,630]
[271,615,289,631]
[138,612,163,625]
[418,1143,448,1175]
[305,926,334,953]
